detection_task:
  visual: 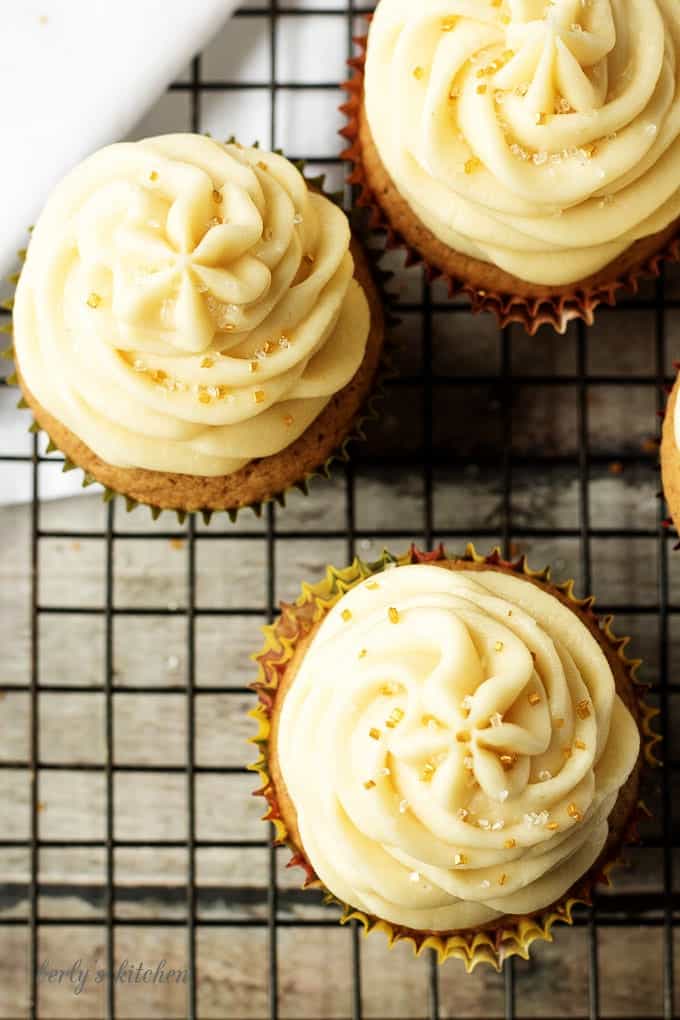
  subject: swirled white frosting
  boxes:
[13,134,370,476]
[364,0,680,286]
[278,564,639,931]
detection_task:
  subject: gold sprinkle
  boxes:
[535,112,546,125]
[500,753,517,770]
[464,157,481,174]
[149,171,159,182]
[498,873,508,886]
[149,370,167,383]
[381,683,398,696]
[456,730,471,744]
[568,803,582,821]
[454,853,468,866]
[257,161,268,171]
[388,607,400,624]
[494,641,504,652]
[502,49,515,62]
[253,389,266,404]
[359,649,367,660]
[283,414,294,427]
[369,728,381,741]
[575,739,587,750]
[528,692,541,706]
[576,699,591,719]
[554,717,565,729]
[363,780,376,791]
[342,609,352,622]
[546,821,560,831]
[421,762,437,783]
[476,84,488,95]
[249,361,259,373]
[86,292,101,309]
[198,391,211,405]
[386,707,405,729]
[441,16,456,31]
[504,838,517,849]
[213,189,223,203]
[366,582,380,590]
[201,357,214,369]
[413,66,424,80]
[563,745,572,759]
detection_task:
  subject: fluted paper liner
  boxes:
[3,162,394,524]
[249,544,659,971]
[340,23,680,337]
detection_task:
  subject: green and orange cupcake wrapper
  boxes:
[249,543,660,971]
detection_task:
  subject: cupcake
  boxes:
[661,374,680,531]
[343,1,680,333]
[252,546,648,970]
[11,134,385,516]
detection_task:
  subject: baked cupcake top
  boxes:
[277,563,640,932]
[364,0,680,286]
[13,135,369,476]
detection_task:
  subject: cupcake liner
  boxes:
[4,163,397,525]
[340,23,680,337]
[249,543,659,972]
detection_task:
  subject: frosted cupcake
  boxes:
[344,0,680,333]
[661,374,680,531]
[252,547,647,969]
[12,134,384,515]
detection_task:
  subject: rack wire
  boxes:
[0,2,677,1018]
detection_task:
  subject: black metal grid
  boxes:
[0,2,677,1018]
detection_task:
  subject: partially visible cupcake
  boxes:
[12,134,384,515]
[252,547,646,970]
[344,0,680,333]
[661,374,680,531]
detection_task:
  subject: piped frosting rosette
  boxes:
[13,134,370,477]
[269,553,642,941]
[363,0,680,286]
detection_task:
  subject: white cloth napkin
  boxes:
[0,0,237,280]
[0,0,239,504]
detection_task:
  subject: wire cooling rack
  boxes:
[1,2,678,1018]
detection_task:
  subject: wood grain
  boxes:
[1,254,678,1018]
